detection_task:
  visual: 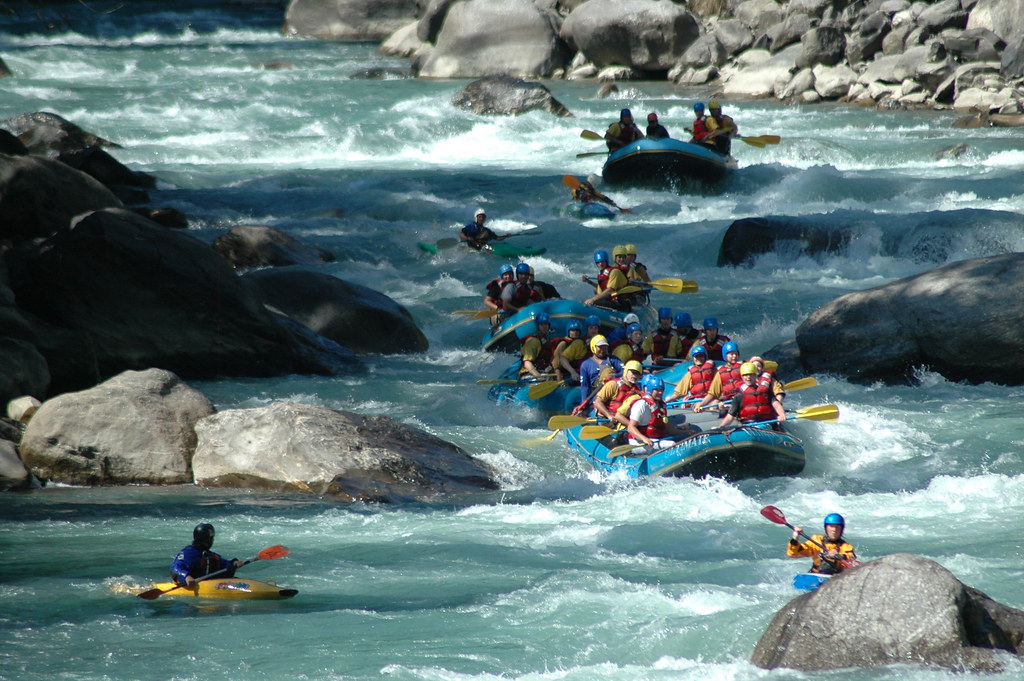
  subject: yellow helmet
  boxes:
[624,360,643,373]
[739,362,758,376]
[623,243,637,255]
[589,335,609,353]
[709,99,721,110]
[612,245,626,257]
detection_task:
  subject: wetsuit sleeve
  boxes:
[169,546,195,585]
[726,393,742,417]
[787,538,818,558]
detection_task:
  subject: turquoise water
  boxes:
[2,4,1024,679]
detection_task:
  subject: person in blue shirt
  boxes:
[459,208,505,250]
[573,335,624,415]
[170,523,242,587]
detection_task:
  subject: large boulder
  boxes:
[284,0,418,40]
[0,111,120,157]
[793,252,1024,385]
[212,224,335,268]
[967,0,1024,43]
[192,401,500,502]
[417,0,571,78]
[721,44,802,98]
[243,268,428,355]
[5,208,360,395]
[0,153,122,242]
[451,75,571,116]
[717,216,850,267]
[560,0,701,73]
[19,369,214,485]
[752,554,1024,671]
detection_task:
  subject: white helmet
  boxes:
[624,313,640,325]
[474,208,486,218]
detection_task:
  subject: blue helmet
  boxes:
[658,307,672,320]
[721,341,739,358]
[824,513,845,528]
[567,319,582,332]
[585,315,600,327]
[691,345,707,359]
[594,249,609,264]
[703,316,719,329]
[694,102,705,112]
[535,312,550,325]
[620,108,632,118]
[627,323,642,335]
[499,263,513,276]
[674,312,692,328]
[641,374,665,394]
[515,262,530,275]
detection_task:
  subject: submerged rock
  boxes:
[452,75,571,117]
[752,553,1024,672]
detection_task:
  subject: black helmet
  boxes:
[193,523,215,550]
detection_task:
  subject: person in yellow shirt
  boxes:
[787,513,858,575]
[552,320,589,382]
[583,249,630,309]
[592,359,643,426]
[704,100,737,155]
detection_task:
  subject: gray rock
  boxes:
[813,62,857,98]
[777,66,815,100]
[0,111,120,157]
[722,44,802,98]
[418,0,571,78]
[846,11,890,64]
[794,252,1024,384]
[714,18,755,56]
[451,75,571,116]
[284,0,418,40]
[417,0,457,43]
[1002,37,1024,79]
[560,0,700,72]
[192,401,500,502]
[797,24,847,67]
[734,0,786,35]
[967,0,1024,44]
[916,0,968,33]
[766,12,813,53]
[752,553,1024,672]
[213,224,335,268]
[20,369,214,486]
[675,34,728,70]
[0,438,30,491]
[243,268,429,355]
[0,153,122,242]
[941,26,1005,62]
[380,20,428,59]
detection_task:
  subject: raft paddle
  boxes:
[644,278,699,294]
[759,506,860,571]
[137,544,290,600]
[737,134,781,146]
[528,380,566,401]
[546,414,602,430]
[580,129,604,141]
[576,150,610,158]
[580,424,621,440]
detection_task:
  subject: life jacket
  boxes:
[613,121,643,145]
[641,394,668,438]
[649,329,675,361]
[717,362,744,399]
[692,117,709,141]
[698,333,730,361]
[607,379,640,414]
[520,334,553,370]
[611,338,645,363]
[687,361,716,398]
[485,278,506,307]
[595,266,613,291]
[737,382,774,422]
[505,281,542,309]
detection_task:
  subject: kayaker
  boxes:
[645,112,670,140]
[666,345,716,408]
[704,100,738,155]
[483,263,514,313]
[582,249,630,310]
[460,208,505,250]
[619,374,692,449]
[611,322,646,364]
[519,312,553,379]
[642,307,678,367]
[552,319,588,383]
[696,316,731,361]
[170,523,242,587]
[787,513,858,575]
[573,335,623,415]
[689,102,710,144]
[694,341,744,413]
[604,108,644,150]
[501,262,543,314]
[592,359,644,427]
[623,243,650,283]
[571,179,623,212]
[672,311,700,358]
[718,362,786,428]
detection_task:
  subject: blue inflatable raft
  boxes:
[602,138,737,188]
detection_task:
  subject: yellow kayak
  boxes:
[145,578,298,600]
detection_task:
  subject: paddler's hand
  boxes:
[185,575,196,586]
[233,559,244,568]
[792,527,802,541]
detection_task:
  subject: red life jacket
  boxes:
[687,361,716,398]
[614,122,643,145]
[608,380,640,414]
[521,334,553,370]
[717,362,744,399]
[698,333,731,361]
[649,328,675,361]
[610,339,645,363]
[506,282,542,309]
[641,394,668,438]
[485,278,507,307]
[692,117,710,141]
[738,383,774,422]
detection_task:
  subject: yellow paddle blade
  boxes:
[648,278,699,294]
[580,129,603,141]
[463,310,497,321]
[547,415,594,430]
[527,380,564,401]
[475,379,520,385]
[521,429,564,445]
[793,403,839,422]
[737,136,766,148]
[781,377,818,392]
[562,175,580,189]
[750,134,781,145]
[607,443,644,457]
[580,425,617,440]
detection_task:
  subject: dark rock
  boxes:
[193,401,499,502]
[797,24,847,67]
[0,57,11,78]
[243,268,429,355]
[916,0,967,33]
[767,12,814,53]
[752,553,1024,672]
[57,146,156,190]
[132,207,189,228]
[792,252,1024,384]
[452,75,571,117]
[846,11,890,64]
[1002,37,1024,79]
[942,27,1005,62]
[0,130,27,155]
[213,224,335,268]
[0,111,120,157]
[0,152,122,243]
[717,216,851,267]
[417,0,456,43]
[5,208,360,395]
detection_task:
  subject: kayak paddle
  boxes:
[760,506,860,571]
[137,544,290,600]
